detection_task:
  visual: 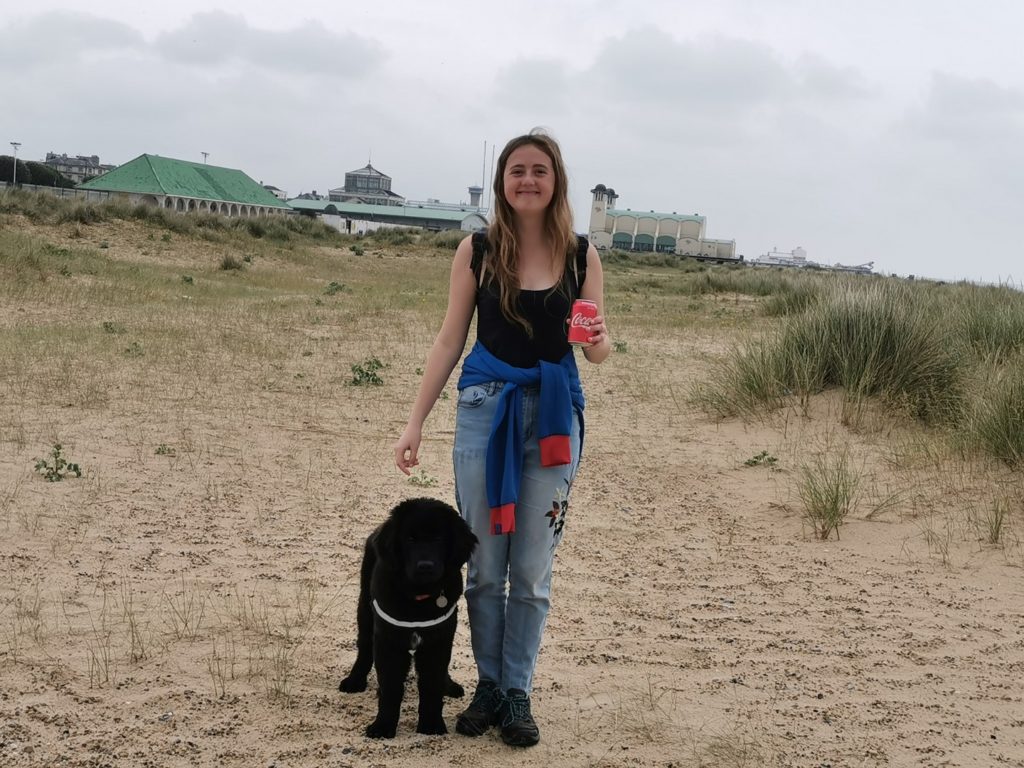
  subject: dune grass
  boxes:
[691,275,1024,467]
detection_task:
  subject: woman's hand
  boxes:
[394,423,422,475]
[585,314,608,347]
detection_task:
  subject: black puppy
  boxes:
[339,497,477,738]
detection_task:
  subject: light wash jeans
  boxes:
[453,381,581,694]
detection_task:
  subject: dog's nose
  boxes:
[415,560,436,575]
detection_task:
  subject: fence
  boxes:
[0,182,111,202]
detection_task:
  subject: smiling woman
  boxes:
[392,129,612,747]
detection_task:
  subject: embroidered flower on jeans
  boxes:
[546,484,568,540]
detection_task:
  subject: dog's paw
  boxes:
[365,719,398,739]
[339,676,367,693]
[416,717,448,736]
[444,678,465,698]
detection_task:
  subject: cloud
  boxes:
[583,29,791,112]
[794,53,870,101]
[154,11,384,78]
[492,58,572,116]
[0,12,144,70]
[903,72,1024,146]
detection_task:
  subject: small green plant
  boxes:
[101,321,127,334]
[350,244,365,256]
[324,281,347,295]
[34,444,82,482]
[744,450,778,468]
[243,254,253,263]
[99,240,110,249]
[182,274,194,284]
[161,233,172,243]
[797,450,860,540]
[408,469,438,488]
[350,356,385,386]
[124,341,144,358]
[613,340,628,353]
[155,444,176,456]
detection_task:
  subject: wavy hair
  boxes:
[484,130,576,337]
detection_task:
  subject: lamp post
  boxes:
[10,141,20,187]
[201,152,209,164]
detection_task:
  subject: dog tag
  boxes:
[436,594,448,609]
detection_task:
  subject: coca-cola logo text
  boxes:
[570,313,592,328]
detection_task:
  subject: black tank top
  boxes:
[470,233,589,368]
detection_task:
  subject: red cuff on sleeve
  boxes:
[539,435,571,467]
[490,503,516,535]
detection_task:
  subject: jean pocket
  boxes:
[456,384,489,409]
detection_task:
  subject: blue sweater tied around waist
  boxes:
[457,342,585,535]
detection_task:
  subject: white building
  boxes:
[588,184,737,261]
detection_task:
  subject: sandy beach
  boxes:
[1,215,1023,767]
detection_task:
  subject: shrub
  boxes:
[58,203,106,225]
[762,278,823,316]
[954,283,1024,363]
[423,230,466,249]
[696,282,963,424]
[350,357,385,386]
[324,281,347,296]
[34,444,82,482]
[963,361,1024,466]
[797,448,859,540]
[367,227,417,246]
[220,254,244,271]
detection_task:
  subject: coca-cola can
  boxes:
[568,299,598,346]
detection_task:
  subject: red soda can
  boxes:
[568,299,597,345]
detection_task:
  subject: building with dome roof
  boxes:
[328,163,405,206]
[588,184,738,261]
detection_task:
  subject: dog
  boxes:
[339,497,477,738]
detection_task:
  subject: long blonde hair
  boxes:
[484,130,576,337]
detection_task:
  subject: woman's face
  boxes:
[502,144,556,216]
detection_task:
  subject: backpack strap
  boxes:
[472,231,588,294]
[573,235,589,297]
[470,231,487,283]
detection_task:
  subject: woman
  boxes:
[394,130,610,746]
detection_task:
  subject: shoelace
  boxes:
[473,685,502,711]
[504,694,533,724]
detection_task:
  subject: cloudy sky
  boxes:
[3,1,1023,283]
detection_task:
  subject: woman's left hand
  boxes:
[585,314,608,347]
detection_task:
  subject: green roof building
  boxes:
[78,154,290,217]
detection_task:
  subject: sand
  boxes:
[1,223,1023,767]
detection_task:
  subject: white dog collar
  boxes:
[372,598,457,629]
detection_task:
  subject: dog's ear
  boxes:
[373,508,403,565]
[448,509,478,567]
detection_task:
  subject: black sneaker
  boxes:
[455,680,503,737]
[498,688,540,747]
